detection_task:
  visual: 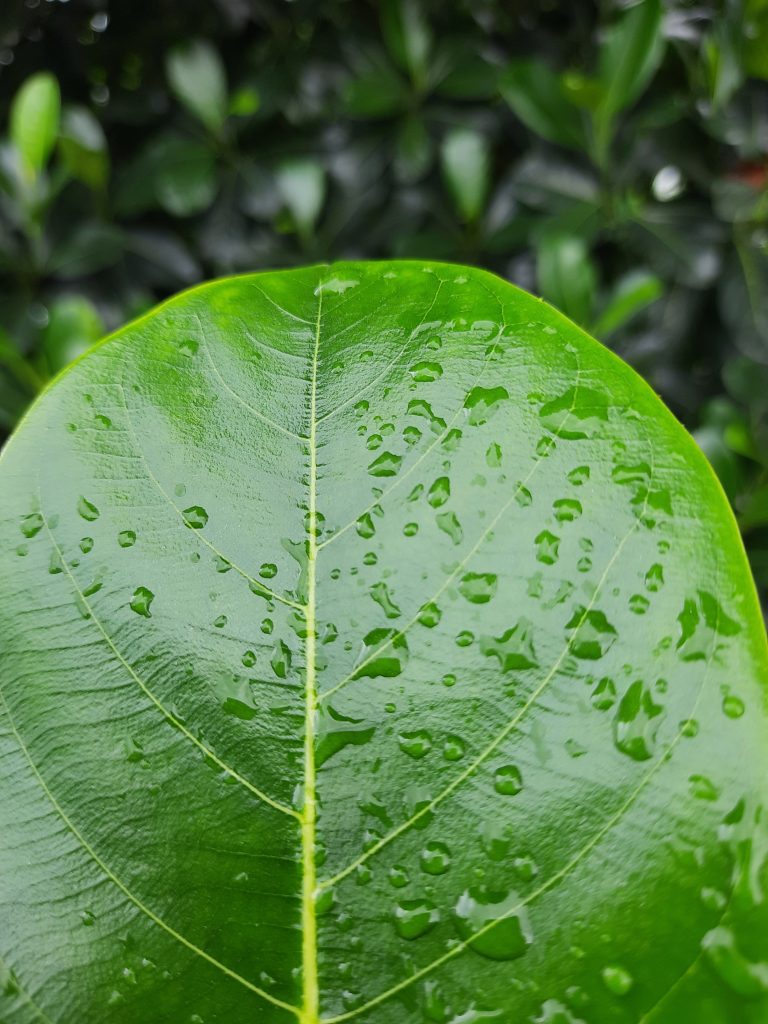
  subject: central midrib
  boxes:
[300,284,323,1024]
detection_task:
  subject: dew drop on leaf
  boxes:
[398,730,432,759]
[464,386,509,426]
[613,680,664,761]
[20,513,43,538]
[420,841,451,875]
[494,765,523,795]
[393,899,440,940]
[77,496,100,522]
[601,965,633,996]
[130,586,154,618]
[182,506,208,529]
[454,888,532,961]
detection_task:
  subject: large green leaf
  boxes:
[0,262,766,1024]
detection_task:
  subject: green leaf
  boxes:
[58,106,109,190]
[594,0,665,162]
[592,270,663,337]
[166,40,228,134]
[536,232,597,326]
[276,159,326,242]
[440,128,491,223]
[380,0,432,90]
[0,262,766,1023]
[499,59,585,149]
[41,295,105,374]
[9,72,61,181]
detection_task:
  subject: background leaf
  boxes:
[9,71,60,181]
[166,40,228,135]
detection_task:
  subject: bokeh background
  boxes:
[1,0,767,602]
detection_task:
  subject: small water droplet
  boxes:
[409,361,443,383]
[399,730,432,759]
[130,586,154,618]
[20,513,44,538]
[394,898,439,940]
[454,887,532,960]
[420,841,451,875]
[722,694,745,719]
[77,496,100,522]
[118,530,136,548]
[494,765,523,795]
[601,965,633,996]
[459,572,497,604]
[182,506,208,529]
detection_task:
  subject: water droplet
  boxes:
[20,513,44,538]
[436,511,463,545]
[645,563,664,591]
[179,338,199,357]
[539,386,609,439]
[464,386,509,426]
[459,572,497,604]
[403,425,421,445]
[553,498,582,522]
[399,730,432,759]
[427,476,450,508]
[629,594,649,615]
[80,909,96,926]
[701,927,768,995]
[394,898,439,939]
[455,630,474,648]
[722,694,745,719]
[568,466,590,486]
[486,443,502,468]
[535,530,560,565]
[182,506,208,529]
[403,522,419,537]
[494,765,523,795]
[130,586,154,618]
[454,888,532,960]
[79,537,94,554]
[368,451,402,477]
[677,591,741,661]
[353,628,408,679]
[410,361,443,382]
[418,602,441,628]
[613,680,664,761]
[601,965,633,996]
[315,277,359,295]
[118,530,136,548]
[316,705,375,767]
[567,608,617,660]
[213,614,227,628]
[591,677,616,711]
[481,620,538,671]
[366,433,383,450]
[356,513,376,538]
[389,865,409,888]
[532,999,586,1023]
[689,774,720,801]
[77,496,100,522]
[443,735,466,761]
[421,841,451,875]
[515,484,532,507]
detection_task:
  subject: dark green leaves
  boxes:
[0,262,766,1023]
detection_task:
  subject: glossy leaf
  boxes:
[9,72,61,181]
[0,262,767,1024]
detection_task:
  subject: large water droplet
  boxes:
[182,506,209,529]
[613,679,665,761]
[459,572,497,604]
[394,899,439,940]
[464,386,509,426]
[130,586,154,618]
[454,888,532,960]
[701,927,768,995]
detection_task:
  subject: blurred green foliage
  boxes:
[1,0,767,598]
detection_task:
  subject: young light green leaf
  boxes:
[380,0,432,90]
[166,39,228,133]
[58,106,109,190]
[9,72,61,180]
[440,128,491,223]
[592,269,663,337]
[276,158,326,242]
[0,262,766,1023]
[42,295,105,373]
[536,231,597,326]
[499,59,585,149]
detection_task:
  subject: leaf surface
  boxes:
[0,262,767,1024]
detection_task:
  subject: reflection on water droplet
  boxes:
[494,765,523,795]
[601,965,633,996]
[454,888,532,960]
[130,587,154,618]
[394,898,439,940]
[77,496,100,522]
[182,506,208,529]
[532,999,586,1023]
